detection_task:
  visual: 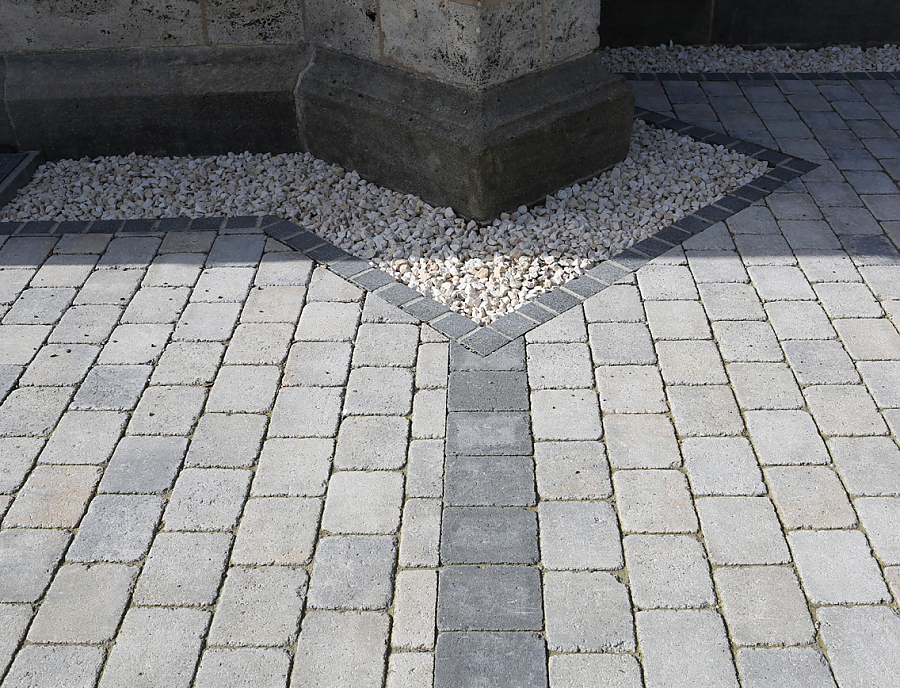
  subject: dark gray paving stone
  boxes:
[447,372,529,412]
[444,455,536,507]
[446,413,532,456]
[450,340,525,371]
[437,566,543,631]
[435,632,547,688]
[441,507,539,564]
[98,436,188,494]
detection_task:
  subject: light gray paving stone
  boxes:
[698,283,766,320]
[307,265,364,301]
[150,341,223,385]
[283,341,352,387]
[412,388,446,439]
[2,464,100,528]
[38,410,126,465]
[268,386,343,437]
[0,325,50,365]
[736,648,837,688]
[206,233,266,267]
[656,340,728,385]
[790,529,890,604]
[128,385,207,435]
[208,566,308,647]
[834,318,900,360]
[532,390,603,441]
[241,285,306,323]
[142,251,205,286]
[98,435,187,494]
[637,265,699,300]
[30,254,97,288]
[133,531,231,606]
[819,606,900,688]
[72,364,151,410]
[727,362,804,410]
[797,249,861,283]
[0,437,43,493]
[783,340,861,385]
[686,250,749,283]
[251,438,333,497]
[387,653,434,688]
[625,534,714,609]
[696,497,790,565]
[205,364,280,413]
[745,410,830,465]
[163,468,252,531]
[255,251,314,286]
[527,342,594,389]
[323,471,403,534]
[583,284,645,322]
[766,466,857,529]
[860,265,900,299]
[764,300,837,340]
[614,470,698,533]
[398,498,441,567]
[406,439,444,498]
[66,494,164,563]
[644,300,712,339]
[415,342,448,389]
[0,528,70,603]
[682,437,765,496]
[524,307,587,343]
[0,603,32,676]
[362,293,418,324]
[544,571,634,652]
[173,301,241,341]
[885,566,900,602]
[295,301,360,341]
[549,654,643,688]
[122,286,190,324]
[637,609,739,688]
[191,267,255,302]
[667,385,744,436]
[0,386,71,437]
[588,322,656,364]
[186,414,267,468]
[292,611,389,688]
[224,323,293,364]
[421,324,449,343]
[334,416,409,470]
[711,320,782,362]
[539,500,623,570]
[815,281,884,318]
[74,267,143,305]
[49,304,122,344]
[0,367,17,403]
[96,236,160,269]
[352,324,419,367]
[27,563,136,643]
[344,367,414,415]
[3,287,75,324]
[99,607,210,688]
[748,266,816,301]
[714,566,815,646]
[683,223,734,251]
[194,648,291,688]
[307,535,397,609]
[804,385,888,436]
[855,497,900,564]
[0,270,32,305]
[99,323,171,364]
[4,645,104,688]
[596,366,667,413]
[19,343,98,386]
[392,569,437,650]
[859,361,900,407]
[534,441,611,499]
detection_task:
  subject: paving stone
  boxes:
[614,470,698,534]
[398,497,441,567]
[295,301,360,341]
[711,320,783,362]
[254,251,314,286]
[764,300,837,340]
[532,390,602,441]
[780,220,842,251]
[526,342,594,389]
[128,385,207,435]
[624,534,715,609]
[412,388,446,438]
[588,322,656,365]
[859,361,900,407]
[284,341,352,386]
[194,648,291,688]
[323,471,403,534]
[18,343,98,386]
[0,325,50,365]
[207,566,308,646]
[122,286,190,323]
[644,300,712,339]
[344,367,414,415]
[38,410,126,464]
[406,439,444,498]
[133,531,232,606]
[448,371,528,411]
[766,466,856,529]
[745,410,830,465]
[790,528,890,604]
[854,497,900,564]
[163,468,252,531]
[72,364,151,410]
[150,341,223,385]
[142,251,205,286]
[819,606,900,688]
[445,454,534,507]
[682,437,766,496]
[98,435,187,494]
[99,323,171,363]
[438,565,542,631]
[0,437,42,493]
[49,304,123,344]
[0,365,20,403]
[334,416,409,470]
[859,265,900,299]
[307,265,364,301]
[834,318,900,360]
[797,249,862,283]
[0,603,32,676]
[814,281,884,318]
[268,387,343,437]
[697,283,766,320]
[27,563,136,643]
[0,236,57,266]
[657,340,728,384]
[66,494,163,563]
[544,571,634,652]
[595,366,667,414]
[224,322,293,364]
[714,566,815,646]
[534,441,611,499]
[362,293,419,324]
[685,249,750,285]
[637,609,739,688]
[733,233,796,266]
[441,507,538,564]
[886,566,900,603]
[667,385,744,436]
[0,270,32,306]
[3,464,100,528]
[241,285,306,323]
[434,632,547,688]
[386,652,434,688]
[782,340,858,385]
[539,500,624,570]
[205,364,280,413]
[99,607,210,688]
[415,342,448,389]
[727,362,804,410]
[637,265,699,300]
[74,268,143,305]
[804,385,887,436]
[292,611,389,688]
[0,386,71,436]
[392,569,437,649]
[450,339,524,370]
[446,412,532,455]
[583,284,645,322]
[173,302,241,340]
[205,233,266,267]
[307,535,397,609]
[696,497,790,565]
[3,287,75,324]
[548,654,643,688]
[0,528,70,603]
[524,307,587,342]
[185,413,266,468]
[191,267,255,302]
[231,496,321,565]
[736,648,837,688]
[97,236,160,268]
[4,645,104,688]
[352,324,419,367]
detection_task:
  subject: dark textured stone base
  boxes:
[296,49,634,221]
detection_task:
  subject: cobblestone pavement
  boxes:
[1,76,900,687]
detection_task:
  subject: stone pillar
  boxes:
[298,0,634,220]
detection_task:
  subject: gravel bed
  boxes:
[602,43,900,74]
[0,120,766,322]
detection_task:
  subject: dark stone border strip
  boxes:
[622,71,900,82]
[1,111,817,357]
[0,151,44,209]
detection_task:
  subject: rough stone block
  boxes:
[736,648,837,688]
[392,569,437,650]
[283,341,352,386]
[766,466,857,528]
[595,366,667,414]
[98,435,186,494]
[194,648,291,688]
[446,412,532,455]
[38,410,126,465]
[531,389,603,441]
[3,465,100,528]
[744,410,830,465]
[819,606,900,688]
[4,646,104,688]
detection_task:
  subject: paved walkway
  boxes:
[1,75,900,687]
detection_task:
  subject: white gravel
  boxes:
[0,120,766,323]
[602,43,900,74]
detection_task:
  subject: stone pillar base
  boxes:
[297,49,634,221]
